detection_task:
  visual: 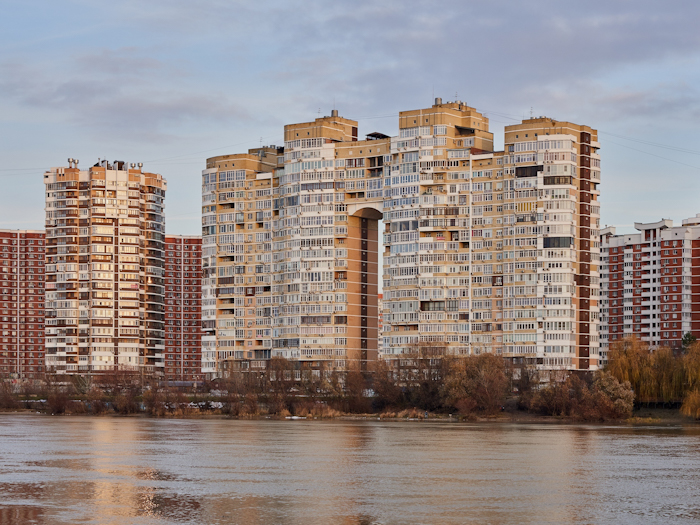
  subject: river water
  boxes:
[1,415,699,524]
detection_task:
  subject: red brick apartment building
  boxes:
[0,230,45,380]
[600,216,700,364]
[1,229,203,382]
[164,235,203,382]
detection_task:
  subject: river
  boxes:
[1,415,699,524]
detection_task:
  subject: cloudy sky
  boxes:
[1,0,699,235]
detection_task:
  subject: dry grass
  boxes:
[397,408,425,419]
[294,403,341,418]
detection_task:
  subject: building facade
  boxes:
[600,216,700,363]
[164,235,203,382]
[377,293,383,356]
[202,100,601,379]
[0,230,45,380]
[200,147,281,377]
[43,159,167,375]
[382,103,600,373]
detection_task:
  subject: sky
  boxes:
[1,0,700,236]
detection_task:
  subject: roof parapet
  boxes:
[682,214,700,227]
[634,219,673,231]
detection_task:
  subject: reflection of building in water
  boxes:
[202,100,601,379]
[0,505,45,524]
[81,418,206,522]
[86,418,144,518]
[0,229,45,380]
[197,422,379,524]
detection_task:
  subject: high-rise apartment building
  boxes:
[200,147,281,378]
[43,159,166,375]
[600,216,700,363]
[202,100,601,378]
[164,235,203,382]
[277,113,383,374]
[0,230,45,380]
[382,103,600,373]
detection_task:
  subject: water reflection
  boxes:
[0,505,44,525]
[1,416,700,524]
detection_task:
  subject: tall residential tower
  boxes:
[43,159,166,375]
[202,100,601,379]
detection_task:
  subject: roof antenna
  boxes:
[530,107,533,118]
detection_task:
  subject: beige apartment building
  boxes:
[43,159,167,375]
[200,148,280,377]
[202,100,600,379]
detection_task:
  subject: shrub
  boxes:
[114,389,140,414]
[454,397,477,415]
[681,389,700,419]
[46,389,70,415]
[441,354,508,414]
[371,361,404,411]
[143,389,166,416]
[0,383,18,410]
[69,400,87,414]
[241,393,259,416]
[593,372,634,419]
[87,387,107,415]
[530,372,635,421]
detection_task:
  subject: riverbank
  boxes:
[2,405,696,425]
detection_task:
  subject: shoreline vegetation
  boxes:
[0,406,692,426]
[2,337,700,424]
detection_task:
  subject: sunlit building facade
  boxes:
[381,102,600,374]
[43,159,167,375]
[200,148,281,378]
[202,100,601,378]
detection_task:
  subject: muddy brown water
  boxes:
[1,415,699,524]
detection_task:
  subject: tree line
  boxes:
[10,335,700,421]
[605,336,700,418]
